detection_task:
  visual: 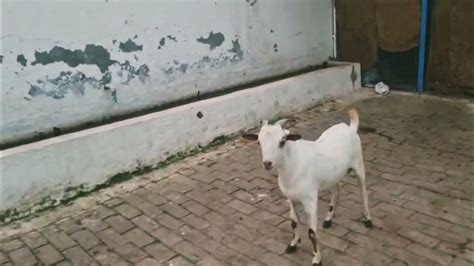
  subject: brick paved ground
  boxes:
[1,92,473,266]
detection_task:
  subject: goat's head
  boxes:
[242,119,301,171]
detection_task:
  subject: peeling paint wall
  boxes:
[1,0,333,146]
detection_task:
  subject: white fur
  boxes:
[253,110,371,265]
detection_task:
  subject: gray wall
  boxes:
[1,0,333,146]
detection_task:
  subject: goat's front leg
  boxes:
[285,199,300,253]
[323,183,340,228]
[305,197,322,266]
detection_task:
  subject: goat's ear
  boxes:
[242,133,258,141]
[275,119,297,129]
[286,134,302,141]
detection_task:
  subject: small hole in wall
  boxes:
[196,111,203,119]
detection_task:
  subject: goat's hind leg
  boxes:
[323,183,340,228]
[353,157,373,228]
[285,200,301,254]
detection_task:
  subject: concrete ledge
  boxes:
[0,62,361,212]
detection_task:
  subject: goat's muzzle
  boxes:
[263,161,273,171]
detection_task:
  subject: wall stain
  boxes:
[26,71,100,100]
[228,39,244,61]
[163,38,244,79]
[119,39,143,53]
[179,63,189,73]
[273,43,279,52]
[246,0,257,7]
[0,55,3,64]
[158,37,166,49]
[167,35,178,42]
[17,55,27,66]
[197,31,225,50]
[32,45,116,73]
[26,60,150,102]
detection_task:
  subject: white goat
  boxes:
[243,109,372,266]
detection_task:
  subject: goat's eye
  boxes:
[279,140,285,148]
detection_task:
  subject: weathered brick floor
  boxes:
[1,92,473,266]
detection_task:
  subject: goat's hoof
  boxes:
[322,220,332,228]
[312,262,323,266]
[364,219,373,228]
[285,244,297,254]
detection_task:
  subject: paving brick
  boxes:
[80,217,109,232]
[63,246,95,265]
[232,190,261,204]
[161,202,190,218]
[181,214,211,230]
[318,230,350,252]
[409,213,453,230]
[20,231,48,251]
[97,228,129,248]
[169,256,194,266]
[397,228,440,248]
[90,205,116,220]
[211,180,239,194]
[156,213,184,229]
[57,218,84,234]
[71,229,100,250]
[228,199,257,214]
[2,239,24,252]
[178,225,209,244]
[181,200,210,216]
[103,198,124,208]
[151,227,183,246]
[255,237,287,255]
[197,256,224,266]
[345,245,393,265]
[105,215,134,233]
[8,247,38,265]
[207,201,238,215]
[138,189,167,205]
[34,244,63,265]
[114,203,142,219]
[115,243,147,263]
[163,190,190,204]
[89,245,128,266]
[132,215,160,233]
[250,210,285,226]
[423,226,467,245]
[55,260,74,266]
[335,217,370,234]
[365,228,411,248]
[42,228,76,251]
[136,257,164,266]
[435,241,474,263]
[0,252,9,264]
[385,246,434,265]
[407,243,453,265]
[144,242,177,262]
[259,252,292,266]
[173,240,210,262]
[230,212,262,230]
[123,228,154,247]
[229,223,260,242]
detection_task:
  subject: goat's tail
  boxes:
[348,108,359,131]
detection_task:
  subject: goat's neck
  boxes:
[276,141,299,187]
